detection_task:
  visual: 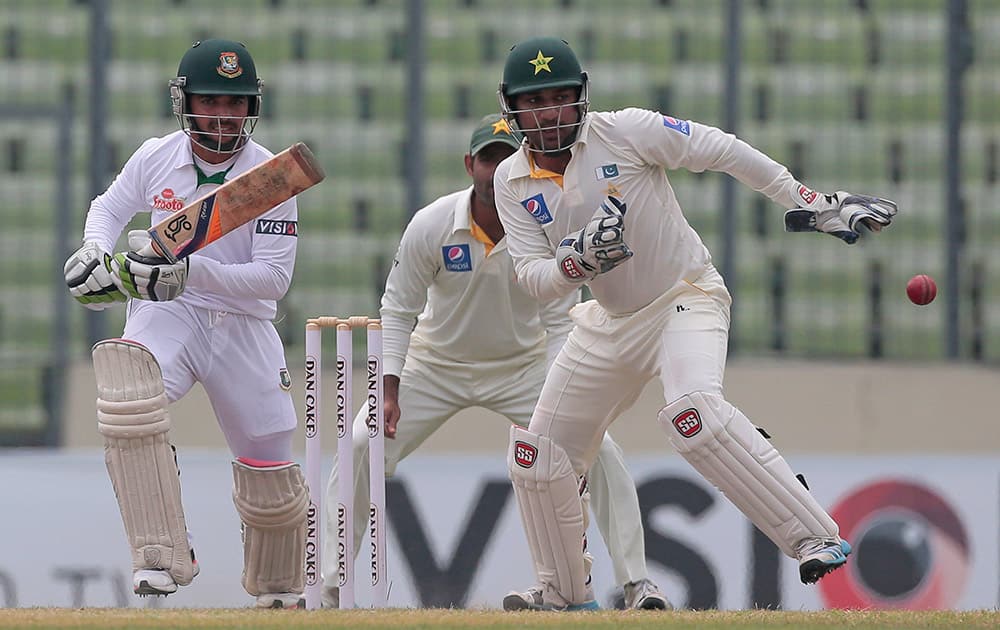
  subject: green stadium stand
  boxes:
[0,0,997,442]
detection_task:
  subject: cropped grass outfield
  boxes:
[3,609,1000,630]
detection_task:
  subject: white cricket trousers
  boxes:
[530,266,732,475]
[122,300,297,461]
[322,347,650,590]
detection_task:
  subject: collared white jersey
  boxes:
[83,130,297,320]
[380,186,577,377]
[494,108,809,315]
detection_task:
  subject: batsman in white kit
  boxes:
[321,114,668,610]
[493,37,900,610]
[62,39,309,608]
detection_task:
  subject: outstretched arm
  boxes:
[620,108,899,242]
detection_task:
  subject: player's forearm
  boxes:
[718,138,802,208]
[83,201,131,253]
[379,311,415,377]
[690,126,801,208]
[383,374,400,404]
[185,256,292,301]
[512,256,582,302]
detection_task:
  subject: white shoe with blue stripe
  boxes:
[502,585,599,611]
[797,537,852,584]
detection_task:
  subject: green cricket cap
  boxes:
[469,114,522,156]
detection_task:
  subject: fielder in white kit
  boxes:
[494,37,899,610]
[322,114,668,610]
[62,39,308,608]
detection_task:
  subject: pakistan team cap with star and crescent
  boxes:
[469,114,523,156]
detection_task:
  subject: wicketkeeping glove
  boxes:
[784,189,898,245]
[556,195,634,282]
[110,230,189,301]
[63,241,127,310]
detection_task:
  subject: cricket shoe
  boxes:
[797,537,852,584]
[624,578,671,610]
[502,585,542,611]
[502,585,598,611]
[133,550,200,596]
[256,593,305,609]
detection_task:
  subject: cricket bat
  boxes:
[144,142,325,263]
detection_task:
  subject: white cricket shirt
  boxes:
[380,186,577,377]
[83,130,298,320]
[494,108,812,315]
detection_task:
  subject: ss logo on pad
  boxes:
[672,408,703,438]
[514,441,538,468]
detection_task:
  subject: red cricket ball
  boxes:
[906,274,937,306]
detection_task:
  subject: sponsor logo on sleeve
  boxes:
[513,441,538,468]
[520,193,554,225]
[594,164,620,180]
[256,219,298,236]
[672,408,703,438]
[442,244,472,272]
[662,115,691,136]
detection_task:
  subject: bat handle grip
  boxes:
[147,232,179,263]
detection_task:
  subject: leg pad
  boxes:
[508,426,592,607]
[94,339,194,586]
[659,392,838,557]
[232,458,309,596]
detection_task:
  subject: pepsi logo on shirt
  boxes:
[519,193,553,225]
[442,244,472,272]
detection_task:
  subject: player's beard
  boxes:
[520,109,580,155]
[189,117,246,153]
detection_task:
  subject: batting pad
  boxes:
[93,339,195,585]
[508,426,591,607]
[232,458,309,596]
[659,392,839,558]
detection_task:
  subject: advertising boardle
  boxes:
[0,453,995,609]
[335,357,347,439]
[304,505,319,589]
[302,354,320,593]
[303,357,317,439]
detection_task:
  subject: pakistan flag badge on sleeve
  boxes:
[595,164,619,180]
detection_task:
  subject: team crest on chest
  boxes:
[279,368,291,391]
[217,52,243,78]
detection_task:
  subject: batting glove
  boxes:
[110,230,189,301]
[556,195,634,282]
[64,241,127,310]
[784,189,898,245]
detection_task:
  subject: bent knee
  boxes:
[508,426,581,482]
[658,391,737,451]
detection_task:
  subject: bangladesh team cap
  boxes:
[469,114,523,156]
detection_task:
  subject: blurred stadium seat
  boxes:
[0,0,997,440]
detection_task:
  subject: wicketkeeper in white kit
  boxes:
[494,37,899,610]
[62,39,308,608]
[322,114,669,610]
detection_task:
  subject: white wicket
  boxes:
[304,316,387,610]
